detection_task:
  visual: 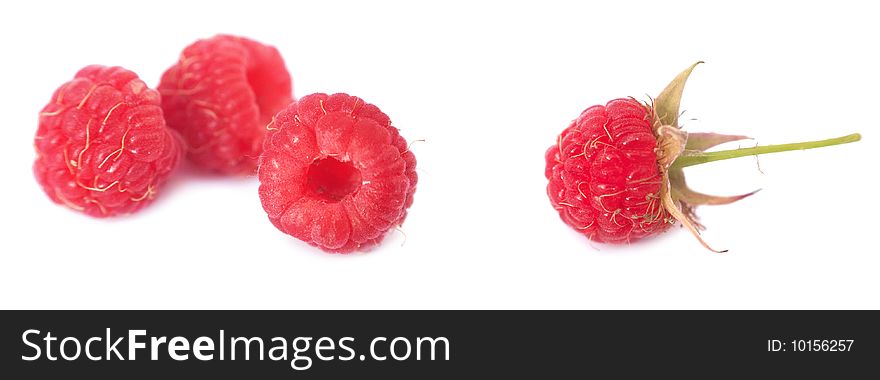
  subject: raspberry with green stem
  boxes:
[545,62,861,252]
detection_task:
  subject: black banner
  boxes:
[1,311,876,377]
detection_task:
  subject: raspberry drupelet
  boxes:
[159,35,293,175]
[258,93,418,253]
[34,65,182,217]
[546,62,861,252]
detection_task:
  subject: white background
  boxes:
[1,0,877,309]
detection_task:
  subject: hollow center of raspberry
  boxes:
[306,157,362,203]
[247,66,289,125]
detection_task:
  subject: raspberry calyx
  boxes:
[652,62,862,252]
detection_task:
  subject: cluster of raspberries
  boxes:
[33,35,418,253]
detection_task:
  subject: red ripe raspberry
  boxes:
[158,35,292,174]
[34,65,181,217]
[546,62,861,251]
[546,98,671,243]
[258,93,418,253]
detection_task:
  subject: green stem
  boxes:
[671,133,862,169]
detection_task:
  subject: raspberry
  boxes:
[34,65,181,217]
[546,62,861,251]
[158,35,292,174]
[546,98,671,243]
[258,93,417,253]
